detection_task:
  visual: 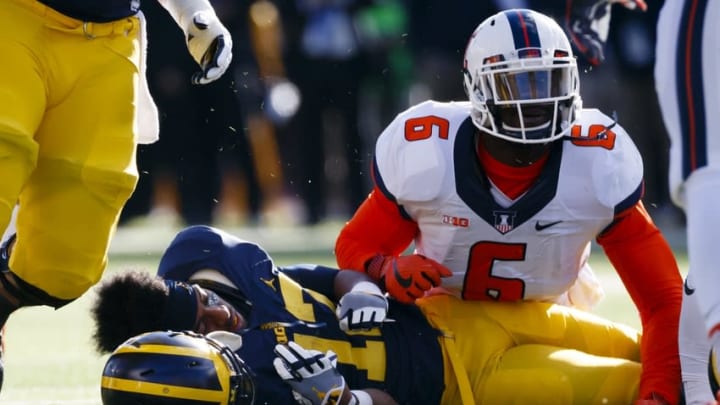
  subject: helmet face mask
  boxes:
[463,9,582,144]
[101,331,255,405]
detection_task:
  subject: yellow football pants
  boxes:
[0,0,140,299]
[417,295,642,404]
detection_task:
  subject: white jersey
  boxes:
[655,0,720,207]
[373,101,643,308]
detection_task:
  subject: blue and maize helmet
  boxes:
[101,330,255,405]
[463,8,582,144]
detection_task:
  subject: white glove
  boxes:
[565,0,647,66]
[273,342,346,405]
[336,284,388,331]
[184,11,233,84]
[158,0,233,85]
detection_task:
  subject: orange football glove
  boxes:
[366,254,453,303]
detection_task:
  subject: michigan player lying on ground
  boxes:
[93,225,646,404]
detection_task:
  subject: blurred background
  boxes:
[121,0,681,236]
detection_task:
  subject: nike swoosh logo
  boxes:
[535,220,563,231]
[684,278,695,295]
[392,259,413,288]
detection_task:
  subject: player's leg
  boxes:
[480,344,640,404]
[0,3,139,390]
[691,2,720,395]
[686,168,720,393]
[657,0,720,400]
[9,14,140,302]
[421,295,643,403]
[466,298,642,361]
[0,1,53,391]
[679,272,715,403]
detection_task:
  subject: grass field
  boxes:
[0,224,689,404]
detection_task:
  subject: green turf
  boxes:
[0,251,688,404]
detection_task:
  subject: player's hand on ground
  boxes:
[336,287,388,331]
[565,0,647,66]
[273,342,347,405]
[184,11,233,85]
[367,254,452,304]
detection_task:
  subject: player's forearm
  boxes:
[637,306,682,403]
[598,202,683,403]
[335,187,417,271]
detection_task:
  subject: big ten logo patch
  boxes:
[442,215,469,227]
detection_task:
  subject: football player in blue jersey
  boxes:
[0,0,233,392]
[93,225,649,404]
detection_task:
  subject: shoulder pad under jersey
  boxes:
[567,109,644,210]
[374,101,472,202]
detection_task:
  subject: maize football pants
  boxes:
[0,0,140,299]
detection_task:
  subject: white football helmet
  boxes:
[463,9,582,144]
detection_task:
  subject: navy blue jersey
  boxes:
[38,0,139,22]
[158,226,445,404]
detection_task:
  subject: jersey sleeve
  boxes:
[596,201,682,403]
[373,101,454,204]
[577,109,645,213]
[335,186,418,271]
[338,101,472,271]
[279,264,339,299]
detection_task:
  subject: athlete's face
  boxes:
[498,104,555,130]
[191,285,247,334]
[478,131,552,167]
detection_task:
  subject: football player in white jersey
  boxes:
[656,1,720,403]
[566,0,720,403]
[336,8,683,404]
